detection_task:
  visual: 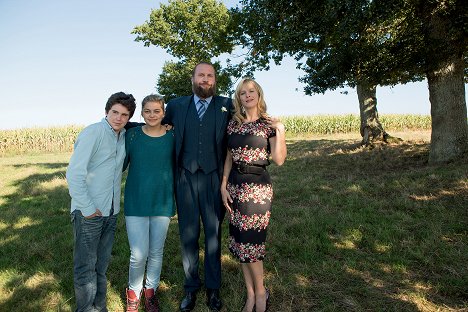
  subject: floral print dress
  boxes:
[226,118,276,263]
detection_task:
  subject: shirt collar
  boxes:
[194,95,213,105]
[102,117,126,136]
[103,117,113,129]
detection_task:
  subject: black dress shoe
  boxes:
[180,291,197,311]
[206,288,223,311]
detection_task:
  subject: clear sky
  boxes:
[1,0,464,130]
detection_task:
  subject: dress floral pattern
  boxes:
[227,118,276,263]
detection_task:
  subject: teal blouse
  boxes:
[123,126,176,217]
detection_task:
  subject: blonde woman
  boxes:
[221,78,287,312]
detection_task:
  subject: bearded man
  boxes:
[162,62,233,312]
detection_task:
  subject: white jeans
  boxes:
[125,216,171,295]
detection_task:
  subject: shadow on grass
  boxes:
[0,162,74,311]
[266,139,467,311]
[0,139,466,311]
[0,159,187,311]
[12,162,70,169]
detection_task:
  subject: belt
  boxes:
[235,162,266,175]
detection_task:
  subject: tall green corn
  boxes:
[0,125,83,156]
[0,115,436,155]
[283,114,432,134]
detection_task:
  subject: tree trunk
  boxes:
[357,83,389,146]
[427,55,468,163]
[423,3,468,163]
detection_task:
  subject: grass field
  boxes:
[0,130,467,311]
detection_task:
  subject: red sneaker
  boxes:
[144,288,160,312]
[126,288,140,312]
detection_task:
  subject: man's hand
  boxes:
[84,208,102,219]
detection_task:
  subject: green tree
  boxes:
[232,0,467,161]
[403,0,467,163]
[132,0,234,100]
[232,0,407,145]
[154,60,232,102]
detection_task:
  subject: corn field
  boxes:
[0,115,432,156]
[0,125,83,156]
[282,114,431,134]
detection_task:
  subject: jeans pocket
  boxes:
[83,215,102,221]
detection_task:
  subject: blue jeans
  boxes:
[71,210,117,312]
[126,216,171,295]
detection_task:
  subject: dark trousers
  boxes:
[71,210,117,312]
[176,168,223,291]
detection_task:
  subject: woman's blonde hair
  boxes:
[232,78,268,125]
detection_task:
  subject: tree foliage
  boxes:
[233,0,467,160]
[233,0,467,91]
[132,0,234,99]
[154,60,233,102]
[232,0,432,94]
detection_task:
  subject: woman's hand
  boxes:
[266,115,287,166]
[221,185,233,214]
[221,150,234,214]
[265,115,285,133]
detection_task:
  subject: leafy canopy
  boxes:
[132,0,234,99]
[232,0,467,94]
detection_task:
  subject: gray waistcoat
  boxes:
[182,101,217,174]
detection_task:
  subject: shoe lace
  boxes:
[126,297,139,311]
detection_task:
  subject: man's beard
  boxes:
[193,82,216,98]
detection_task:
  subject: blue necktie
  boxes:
[197,99,208,119]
